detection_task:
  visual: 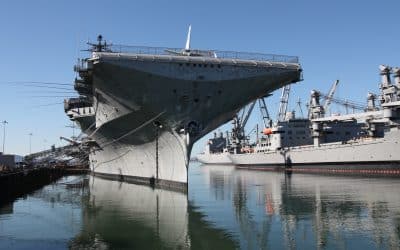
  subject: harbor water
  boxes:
[1,162,400,249]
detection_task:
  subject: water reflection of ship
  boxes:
[201,164,235,200]
[0,203,13,215]
[203,166,400,249]
[70,176,238,249]
[200,165,277,249]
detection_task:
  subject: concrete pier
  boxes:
[0,167,88,204]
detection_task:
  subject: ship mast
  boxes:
[87,34,111,52]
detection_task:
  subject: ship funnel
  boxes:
[185,25,191,51]
[379,65,392,86]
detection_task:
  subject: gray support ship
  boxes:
[197,99,259,164]
[196,131,232,164]
[230,65,400,175]
[64,29,302,190]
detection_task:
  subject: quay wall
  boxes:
[0,168,88,205]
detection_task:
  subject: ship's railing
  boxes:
[107,44,299,63]
[74,58,90,72]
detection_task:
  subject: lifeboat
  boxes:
[263,128,273,135]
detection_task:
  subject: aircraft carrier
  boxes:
[64,28,302,190]
[230,65,400,174]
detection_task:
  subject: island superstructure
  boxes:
[64,29,302,189]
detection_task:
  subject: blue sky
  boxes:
[0,0,399,156]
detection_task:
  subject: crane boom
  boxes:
[230,100,257,150]
[241,100,257,128]
[323,80,340,114]
[258,98,271,127]
[277,85,291,121]
[319,92,366,112]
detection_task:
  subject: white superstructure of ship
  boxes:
[229,65,400,175]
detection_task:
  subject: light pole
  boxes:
[28,133,33,154]
[2,120,7,154]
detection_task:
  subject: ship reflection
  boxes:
[201,165,400,249]
[70,175,237,249]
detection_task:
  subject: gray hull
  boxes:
[196,152,232,165]
[90,129,189,190]
[230,129,400,174]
